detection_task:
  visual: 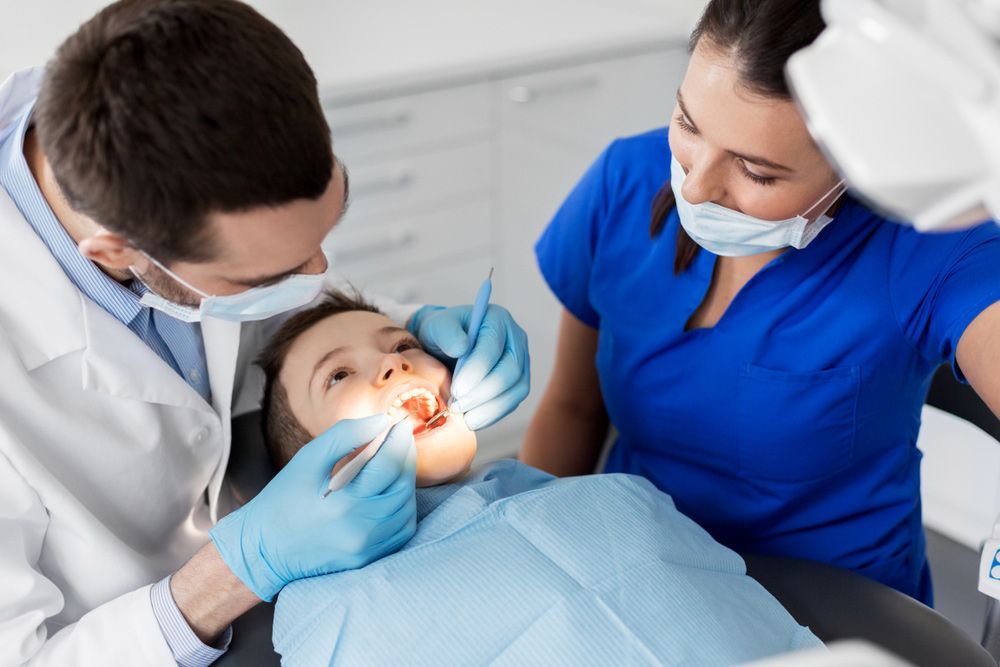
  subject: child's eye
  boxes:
[393,337,422,354]
[326,368,351,388]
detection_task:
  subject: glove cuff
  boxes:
[209,508,285,603]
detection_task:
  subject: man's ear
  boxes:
[78,229,147,272]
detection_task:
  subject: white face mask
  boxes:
[131,252,328,323]
[670,156,847,257]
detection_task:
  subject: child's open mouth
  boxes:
[390,388,449,437]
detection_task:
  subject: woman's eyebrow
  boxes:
[676,88,794,173]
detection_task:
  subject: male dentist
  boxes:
[0,0,529,664]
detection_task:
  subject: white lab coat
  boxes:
[0,68,415,666]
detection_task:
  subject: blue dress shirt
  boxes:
[0,102,227,665]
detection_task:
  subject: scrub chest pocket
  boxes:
[737,363,860,482]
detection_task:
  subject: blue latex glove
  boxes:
[409,304,530,430]
[209,415,417,602]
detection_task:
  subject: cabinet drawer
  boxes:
[325,199,492,282]
[345,254,494,308]
[499,48,686,153]
[339,141,492,225]
[326,83,492,165]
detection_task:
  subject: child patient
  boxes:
[259,290,822,667]
[257,289,477,486]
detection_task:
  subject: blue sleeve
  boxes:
[534,145,614,329]
[889,221,1000,381]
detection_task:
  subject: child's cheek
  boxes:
[411,353,449,384]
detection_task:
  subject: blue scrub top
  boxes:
[536,128,1000,605]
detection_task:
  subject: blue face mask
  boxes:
[131,252,328,323]
[670,156,847,257]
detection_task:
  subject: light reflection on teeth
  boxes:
[388,387,438,421]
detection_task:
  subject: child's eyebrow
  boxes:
[308,327,414,391]
[310,346,349,389]
[377,326,410,339]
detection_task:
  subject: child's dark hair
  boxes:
[257,289,382,469]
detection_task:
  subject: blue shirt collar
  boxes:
[0,100,145,327]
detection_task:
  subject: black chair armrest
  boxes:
[744,553,995,667]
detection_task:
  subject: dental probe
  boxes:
[323,412,410,497]
[425,267,494,428]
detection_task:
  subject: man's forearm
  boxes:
[171,542,261,644]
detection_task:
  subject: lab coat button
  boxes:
[192,427,210,444]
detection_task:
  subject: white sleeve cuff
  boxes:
[150,576,232,667]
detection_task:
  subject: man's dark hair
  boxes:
[35,0,334,263]
[258,289,383,469]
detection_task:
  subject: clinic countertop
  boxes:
[0,0,704,103]
[277,0,703,102]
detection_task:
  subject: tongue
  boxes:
[402,397,430,422]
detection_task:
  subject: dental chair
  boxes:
[744,554,993,667]
[216,391,997,667]
[216,410,282,667]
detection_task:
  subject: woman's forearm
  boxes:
[521,394,608,476]
[521,311,608,476]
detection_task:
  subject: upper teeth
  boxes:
[390,388,437,417]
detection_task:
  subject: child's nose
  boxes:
[376,355,412,385]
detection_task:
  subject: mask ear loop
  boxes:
[137,250,214,299]
[801,178,849,221]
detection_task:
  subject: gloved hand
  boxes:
[209,415,417,602]
[409,303,530,430]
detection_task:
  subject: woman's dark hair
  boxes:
[653,0,826,274]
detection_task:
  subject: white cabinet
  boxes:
[326,199,493,287]
[323,46,690,460]
[498,48,686,152]
[327,83,492,164]
[495,48,687,440]
[334,141,492,225]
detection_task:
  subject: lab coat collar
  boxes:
[0,188,88,370]
[0,67,232,415]
[81,300,217,415]
[0,189,216,414]
[0,67,43,145]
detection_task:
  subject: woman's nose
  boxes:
[681,160,726,206]
[375,354,412,386]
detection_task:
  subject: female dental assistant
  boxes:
[522,0,1000,606]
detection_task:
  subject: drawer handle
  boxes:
[351,171,414,196]
[328,111,412,137]
[507,76,601,104]
[333,229,416,261]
